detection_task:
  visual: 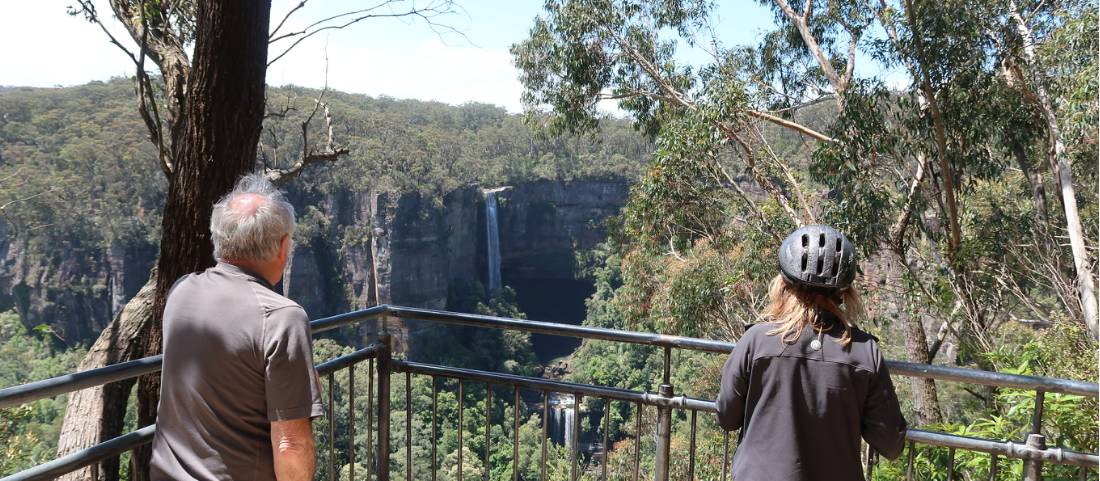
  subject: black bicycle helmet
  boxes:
[778,224,857,290]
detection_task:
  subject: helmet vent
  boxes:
[801,234,809,247]
[835,238,842,252]
[800,252,808,271]
[818,233,826,247]
[816,256,824,275]
[831,255,841,277]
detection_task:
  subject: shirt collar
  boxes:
[215,261,275,290]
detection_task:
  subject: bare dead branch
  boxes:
[267,0,463,66]
[265,62,350,186]
[136,0,172,176]
[746,109,835,142]
[269,0,309,41]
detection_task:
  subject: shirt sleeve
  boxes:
[263,305,325,422]
[861,353,908,459]
[715,330,754,432]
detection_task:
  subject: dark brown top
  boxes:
[715,321,907,481]
[150,262,324,481]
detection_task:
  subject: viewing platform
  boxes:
[2,305,1097,481]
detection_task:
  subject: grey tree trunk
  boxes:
[1009,0,1099,339]
[55,275,157,481]
[902,312,944,424]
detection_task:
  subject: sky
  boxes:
[0,1,828,114]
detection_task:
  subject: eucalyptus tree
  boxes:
[513,0,1097,427]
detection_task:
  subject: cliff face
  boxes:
[0,231,157,343]
[0,180,630,345]
[494,180,630,281]
[287,186,483,318]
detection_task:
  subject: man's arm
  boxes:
[271,418,316,481]
[263,305,325,479]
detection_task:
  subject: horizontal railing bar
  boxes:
[383,305,734,352]
[395,361,741,412]
[0,425,156,481]
[393,360,1099,469]
[315,344,380,375]
[395,360,646,403]
[309,304,387,334]
[371,305,1099,397]
[887,361,1098,397]
[0,355,163,409]
[2,344,386,481]
[905,429,1099,468]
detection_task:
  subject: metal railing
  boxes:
[1,304,1097,481]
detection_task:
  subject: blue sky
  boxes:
[0,1,865,113]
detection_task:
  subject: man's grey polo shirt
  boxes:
[151,262,324,481]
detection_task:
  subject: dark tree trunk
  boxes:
[130,1,271,479]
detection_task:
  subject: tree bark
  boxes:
[130,1,272,479]
[56,275,157,481]
[891,255,944,425]
[902,311,943,424]
[1008,1,1099,339]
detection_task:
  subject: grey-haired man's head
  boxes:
[210,174,296,267]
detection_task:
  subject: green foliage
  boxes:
[0,311,87,475]
[0,81,165,256]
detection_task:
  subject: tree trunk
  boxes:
[902,311,944,425]
[1008,1,1099,339]
[1012,141,1052,231]
[130,1,272,479]
[56,275,157,481]
[888,252,944,424]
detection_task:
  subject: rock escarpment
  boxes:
[0,180,630,345]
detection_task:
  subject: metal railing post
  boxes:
[1023,433,1046,481]
[1023,390,1047,481]
[654,346,673,481]
[377,333,393,481]
[654,384,673,481]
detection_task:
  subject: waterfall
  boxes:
[484,189,502,291]
[563,403,575,449]
[548,393,575,447]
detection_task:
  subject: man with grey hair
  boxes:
[151,173,322,481]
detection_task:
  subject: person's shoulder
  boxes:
[745,321,780,334]
[848,325,881,345]
[259,295,309,341]
[738,322,778,344]
[846,325,887,368]
[253,288,307,318]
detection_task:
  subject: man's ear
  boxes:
[279,234,291,261]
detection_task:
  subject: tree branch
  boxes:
[889,152,928,249]
[267,0,463,66]
[265,74,350,186]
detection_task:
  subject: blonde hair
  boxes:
[762,274,865,348]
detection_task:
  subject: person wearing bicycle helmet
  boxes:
[715,224,907,481]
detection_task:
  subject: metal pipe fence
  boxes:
[1,304,1097,481]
